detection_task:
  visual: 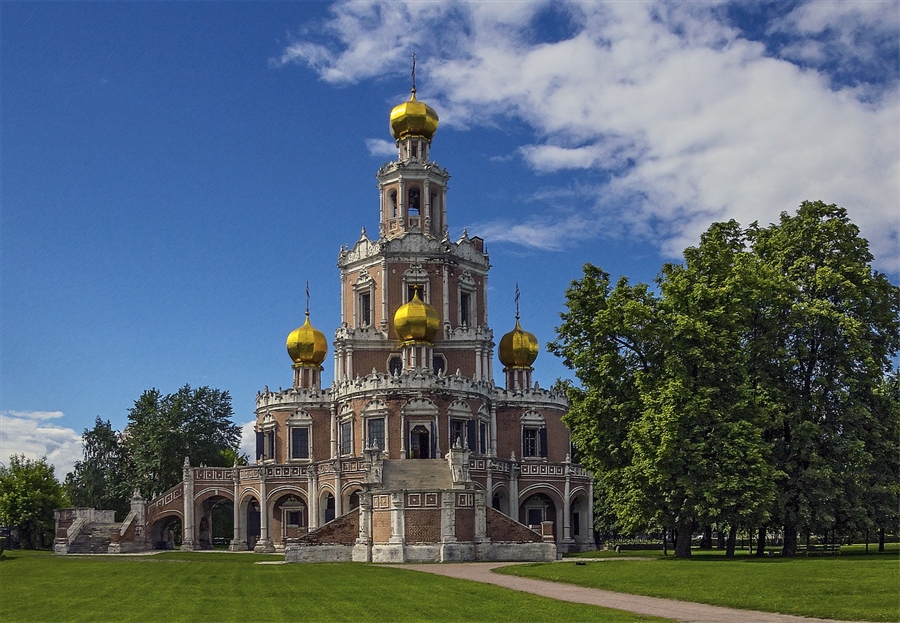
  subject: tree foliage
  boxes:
[552,202,899,557]
[123,385,240,499]
[0,455,68,549]
[65,417,130,519]
[65,385,241,507]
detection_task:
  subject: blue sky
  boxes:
[3,1,898,476]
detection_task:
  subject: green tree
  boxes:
[123,385,240,498]
[551,222,774,557]
[747,201,900,556]
[65,417,131,519]
[0,455,68,549]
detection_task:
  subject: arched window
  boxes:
[408,187,421,213]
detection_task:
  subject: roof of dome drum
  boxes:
[286,313,328,368]
[498,320,539,369]
[393,289,440,345]
[390,89,439,141]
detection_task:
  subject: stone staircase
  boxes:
[381,459,452,490]
[67,522,120,554]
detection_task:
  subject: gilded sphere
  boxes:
[390,91,439,141]
[498,320,539,369]
[286,314,328,367]
[394,290,440,345]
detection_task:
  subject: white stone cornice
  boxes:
[331,369,494,402]
[255,387,334,410]
[491,386,569,410]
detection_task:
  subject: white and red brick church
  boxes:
[55,82,594,563]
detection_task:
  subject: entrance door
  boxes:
[409,425,430,459]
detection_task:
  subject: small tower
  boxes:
[393,286,440,370]
[498,288,538,391]
[379,56,449,240]
[286,302,327,389]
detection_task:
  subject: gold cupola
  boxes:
[498,319,539,369]
[393,289,440,345]
[286,312,327,369]
[390,88,439,142]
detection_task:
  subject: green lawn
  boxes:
[0,550,665,623]
[501,546,900,622]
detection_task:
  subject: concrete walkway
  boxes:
[392,562,870,623]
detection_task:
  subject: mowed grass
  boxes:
[0,550,666,623]
[501,545,900,622]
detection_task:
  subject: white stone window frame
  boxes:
[403,397,439,459]
[362,400,390,455]
[520,410,547,461]
[354,271,376,328]
[280,496,307,529]
[457,270,477,328]
[477,406,490,456]
[339,405,355,457]
[286,410,313,462]
[403,265,430,303]
[258,413,277,464]
[447,400,474,450]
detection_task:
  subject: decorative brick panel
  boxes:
[372,510,392,543]
[404,509,440,543]
[455,509,474,541]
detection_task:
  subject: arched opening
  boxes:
[408,187,421,213]
[570,493,590,543]
[241,497,261,550]
[409,424,431,459]
[196,495,233,549]
[520,493,557,538]
[273,493,307,545]
[320,491,336,524]
[491,487,508,515]
[389,189,398,217]
[343,487,362,514]
[149,515,182,550]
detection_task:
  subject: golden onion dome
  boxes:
[390,89,439,141]
[498,320,539,369]
[286,313,327,368]
[393,289,440,345]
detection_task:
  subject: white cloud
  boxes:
[239,420,256,462]
[279,0,900,273]
[0,411,83,477]
[365,137,396,158]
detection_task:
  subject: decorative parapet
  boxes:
[256,386,333,410]
[443,324,493,342]
[332,368,494,401]
[334,325,390,342]
[468,458,589,479]
[491,385,569,409]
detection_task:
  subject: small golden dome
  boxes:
[390,90,439,141]
[498,320,539,369]
[394,289,440,345]
[286,313,327,368]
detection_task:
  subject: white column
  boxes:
[308,469,319,529]
[490,404,498,457]
[442,264,450,338]
[230,467,243,551]
[181,463,195,551]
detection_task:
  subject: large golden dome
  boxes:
[390,89,439,141]
[394,289,440,345]
[498,320,539,369]
[286,313,327,368]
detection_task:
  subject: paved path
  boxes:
[391,562,870,623]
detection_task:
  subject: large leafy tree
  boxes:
[551,222,774,557]
[123,385,240,498]
[747,201,900,555]
[552,203,898,557]
[65,417,130,519]
[0,455,68,549]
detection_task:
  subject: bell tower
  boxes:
[378,56,449,240]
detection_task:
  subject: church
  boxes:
[55,82,594,563]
